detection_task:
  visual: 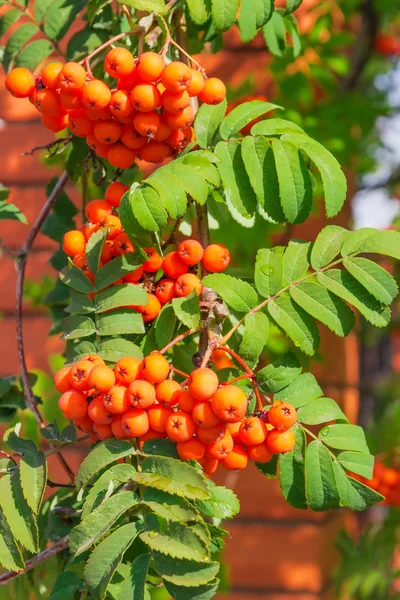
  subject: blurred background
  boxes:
[2,0,400,598]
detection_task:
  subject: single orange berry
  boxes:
[239,416,267,446]
[139,141,170,163]
[82,353,105,367]
[113,356,141,386]
[105,47,135,78]
[134,110,160,137]
[121,124,147,150]
[202,457,220,474]
[267,400,297,431]
[5,67,35,98]
[117,67,141,91]
[93,119,122,144]
[100,214,122,240]
[177,438,205,461]
[266,428,296,454]
[135,293,161,323]
[161,62,192,93]
[130,83,161,112]
[148,404,173,433]
[155,279,176,305]
[143,247,163,273]
[41,62,63,89]
[211,385,248,423]
[178,390,196,413]
[85,106,111,121]
[161,90,190,114]
[41,113,69,132]
[124,265,144,283]
[122,407,149,437]
[136,52,164,82]
[211,348,233,370]
[85,199,112,223]
[82,79,111,110]
[192,401,220,429]
[162,251,189,279]
[88,365,116,392]
[58,62,86,91]
[154,120,172,142]
[107,143,136,169]
[58,390,87,420]
[109,89,134,119]
[80,221,100,242]
[156,379,182,407]
[175,273,202,297]
[74,415,94,433]
[206,431,234,460]
[93,423,113,440]
[166,127,192,151]
[128,380,156,409]
[165,105,194,130]
[187,69,204,97]
[73,252,95,283]
[178,239,204,265]
[189,367,219,401]
[62,230,86,256]
[33,89,64,116]
[166,411,196,442]
[60,89,83,110]
[196,422,226,446]
[141,353,170,384]
[86,134,109,158]
[102,385,130,414]
[54,366,71,393]
[111,414,131,439]
[105,182,129,208]
[226,421,242,443]
[68,109,94,137]
[222,444,248,470]
[69,360,95,391]
[88,396,113,425]
[199,78,226,105]
[202,244,230,273]
[112,232,134,256]
[248,442,273,463]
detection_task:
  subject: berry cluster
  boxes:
[62,181,230,323]
[55,352,297,473]
[353,462,400,506]
[4,50,226,168]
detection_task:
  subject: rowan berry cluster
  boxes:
[55,351,297,473]
[62,181,230,323]
[5,49,226,168]
[353,461,400,506]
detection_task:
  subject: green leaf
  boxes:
[271,139,313,224]
[60,264,94,294]
[0,201,27,223]
[140,521,209,562]
[168,163,210,206]
[3,23,38,72]
[186,0,208,24]
[317,270,390,328]
[279,426,307,509]
[297,397,348,425]
[341,228,400,260]
[0,473,38,553]
[96,309,145,336]
[263,10,287,56]
[154,553,219,587]
[65,289,95,315]
[43,0,86,40]
[19,451,46,514]
[85,228,108,274]
[121,0,167,14]
[172,292,201,329]
[142,439,179,459]
[193,484,240,519]
[337,452,374,480]
[163,579,219,600]
[67,28,108,61]
[282,133,347,218]
[290,281,356,337]
[268,295,320,355]
[257,352,301,393]
[98,338,143,363]
[61,315,96,340]
[310,225,350,270]
[95,284,148,313]
[251,117,306,136]
[147,170,187,220]
[119,193,152,247]
[86,0,112,25]
[332,463,383,510]
[305,441,340,511]
[49,572,82,600]
[133,455,209,500]
[76,439,135,494]
[211,0,238,30]
[84,521,143,598]
[318,424,370,453]
[255,454,278,478]
[215,141,257,218]
[0,9,20,39]
[254,246,285,298]
[181,155,220,188]
[82,463,137,519]
[194,100,227,148]
[202,273,258,312]
[0,506,24,572]
[70,491,139,557]
[117,553,151,600]
[283,0,302,14]
[143,488,199,524]
[220,101,281,140]
[95,253,143,291]
[343,257,398,305]
[241,136,284,222]
[238,0,257,42]
[155,304,177,349]
[128,185,168,232]
[239,312,269,368]
[283,240,311,283]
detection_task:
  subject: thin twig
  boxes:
[21,137,73,157]
[47,480,76,489]
[159,328,197,354]
[78,29,143,70]
[170,366,190,379]
[45,434,91,458]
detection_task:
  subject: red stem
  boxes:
[159,328,197,354]
[170,366,190,379]
[215,345,254,375]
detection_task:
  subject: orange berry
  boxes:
[54,366,71,393]
[82,79,111,110]
[154,120,172,142]
[58,62,86,91]
[85,106,111,121]
[202,457,220,474]
[88,396,113,424]
[192,401,219,429]
[135,293,161,323]
[141,353,170,384]
[148,404,173,432]
[177,438,205,461]
[222,444,248,470]
[94,119,121,144]
[155,279,176,305]
[93,423,113,440]
[105,182,129,208]
[165,105,194,130]
[107,143,136,169]
[161,90,190,114]
[109,89,134,119]
[162,251,189,279]
[62,230,86,256]
[381,467,399,487]
[178,239,203,265]
[211,385,247,423]
[82,353,105,367]
[127,380,156,409]
[85,199,112,224]
[73,252,95,282]
[113,356,141,386]
[58,389,87,420]
[211,348,233,370]
[69,360,95,391]
[86,134,109,158]
[139,140,170,163]
[122,407,149,437]
[111,414,131,439]
[266,429,296,454]
[60,89,83,110]
[134,111,160,137]
[74,415,94,433]
[33,89,64,116]
[136,52,164,82]
[248,442,273,463]
[105,47,135,78]
[166,411,195,442]
[5,67,35,98]
[199,78,226,105]
[102,385,130,414]
[41,113,69,132]
[101,214,122,240]
[41,62,63,89]
[187,69,204,97]
[117,68,141,91]
[196,422,226,446]
[189,367,219,401]
[166,127,192,150]
[80,222,100,242]
[175,273,202,297]
[111,232,134,256]
[88,365,116,392]
[68,109,94,137]
[206,431,234,460]
[178,390,196,413]
[124,265,144,283]
[130,83,161,112]
[121,124,147,150]
[156,379,182,407]
[267,401,297,431]
[202,244,230,273]
[239,416,267,446]
[143,247,163,272]
[161,62,192,93]
[226,421,242,443]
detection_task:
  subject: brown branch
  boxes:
[21,137,73,157]
[47,480,76,489]
[0,536,70,585]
